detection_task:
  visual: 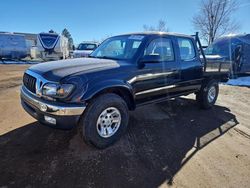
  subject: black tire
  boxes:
[79,93,129,149]
[196,79,219,109]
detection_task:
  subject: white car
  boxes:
[73,42,98,58]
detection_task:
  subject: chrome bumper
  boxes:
[20,86,86,116]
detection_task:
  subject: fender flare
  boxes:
[82,79,135,109]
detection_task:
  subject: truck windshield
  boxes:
[90,35,144,60]
[77,43,97,50]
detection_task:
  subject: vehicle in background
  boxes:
[204,34,250,76]
[72,42,98,58]
[0,33,29,60]
[36,33,69,61]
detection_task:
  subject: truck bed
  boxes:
[193,32,230,77]
[203,58,230,82]
[202,56,231,73]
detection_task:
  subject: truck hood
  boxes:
[29,58,120,81]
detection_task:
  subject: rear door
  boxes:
[133,36,181,104]
[175,37,203,93]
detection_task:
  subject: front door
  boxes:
[131,36,181,104]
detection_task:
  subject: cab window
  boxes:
[144,38,174,61]
[177,38,196,61]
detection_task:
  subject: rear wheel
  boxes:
[79,93,129,149]
[196,79,219,109]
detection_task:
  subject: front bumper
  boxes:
[20,86,86,129]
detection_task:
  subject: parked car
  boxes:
[72,42,98,58]
[204,34,250,76]
[20,32,229,148]
[36,33,69,61]
[0,33,29,60]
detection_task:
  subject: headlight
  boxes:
[42,83,75,98]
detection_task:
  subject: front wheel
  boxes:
[196,80,219,109]
[79,93,129,149]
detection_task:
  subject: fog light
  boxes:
[44,116,56,125]
[40,103,47,112]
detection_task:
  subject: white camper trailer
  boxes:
[36,33,69,61]
[0,33,29,60]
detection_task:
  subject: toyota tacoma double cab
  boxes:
[20,32,229,148]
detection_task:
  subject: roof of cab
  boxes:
[115,31,193,38]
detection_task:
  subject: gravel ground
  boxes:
[0,64,249,188]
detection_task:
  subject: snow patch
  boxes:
[226,76,250,86]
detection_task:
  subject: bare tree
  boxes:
[193,0,239,44]
[143,19,169,32]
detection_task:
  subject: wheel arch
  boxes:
[83,81,136,110]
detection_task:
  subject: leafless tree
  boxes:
[193,0,239,44]
[143,19,169,32]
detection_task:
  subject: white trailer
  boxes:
[36,33,69,61]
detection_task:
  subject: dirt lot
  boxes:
[0,64,250,188]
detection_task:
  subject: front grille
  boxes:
[23,73,36,93]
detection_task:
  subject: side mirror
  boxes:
[72,45,75,51]
[139,54,162,64]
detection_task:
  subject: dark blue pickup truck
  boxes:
[20,32,229,148]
